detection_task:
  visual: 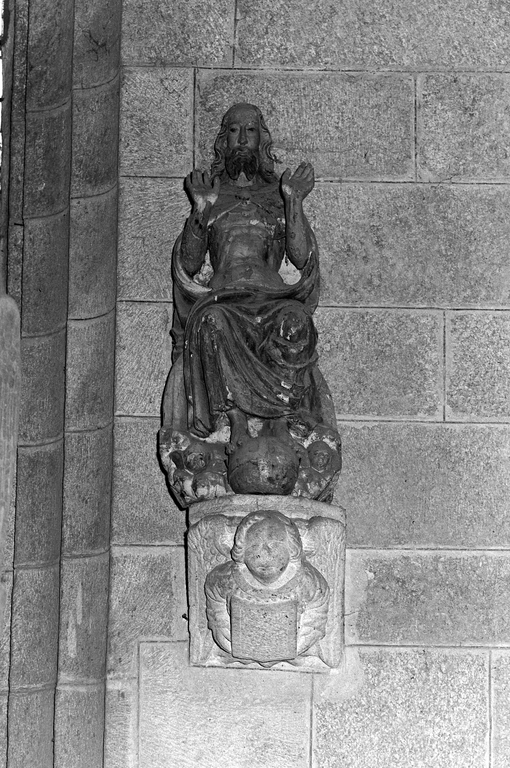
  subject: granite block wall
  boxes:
[111,0,510,766]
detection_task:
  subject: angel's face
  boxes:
[243,519,291,584]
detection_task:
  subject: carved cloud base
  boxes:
[187,494,346,673]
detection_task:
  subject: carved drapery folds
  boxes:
[159,104,345,671]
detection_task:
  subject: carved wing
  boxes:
[304,515,346,668]
[187,514,240,663]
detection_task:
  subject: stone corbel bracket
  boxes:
[187,494,345,673]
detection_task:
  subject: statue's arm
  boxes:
[281,162,315,270]
[180,170,220,276]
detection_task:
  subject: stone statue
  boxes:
[159,103,341,505]
[187,501,345,670]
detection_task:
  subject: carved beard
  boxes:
[225,147,259,181]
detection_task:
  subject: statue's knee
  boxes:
[278,306,312,343]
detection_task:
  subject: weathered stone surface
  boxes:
[112,417,185,545]
[58,554,109,681]
[314,648,488,768]
[0,694,6,766]
[72,77,119,196]
[22,210,69,335]
[66,312,115,430]
[104,680,138,768]
[19,331,66,444]
[316,308,443,419]
[197,71,414,180]
[15,442,63,565]
[0,573,13,691]
[446,312,510,421]
[346,551,510,646]
[63,426,112,555]
[26,0,73,109]
[10,0,28,123]
[117,178,189,301]
[7,225,23,307]
[10,565,59,687]
[107,547,187,678]
[0,295,20,575]
[121,0,234,66]
[236,0,510,70]
[115,302,172,417]
[120,68,193,176]
[139,641,312,768]
[69,188,118,319]
[24,105,72,217]
[493,651,510,768]
[54,684,105,768]
[418,74,510,182]
[7,689,54,768]
[335,423,510,549]
[73,0,121,88]
[311,183,510,308]
[7,120,25,223]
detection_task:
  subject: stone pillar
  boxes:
[6,1,73,765]
[54,1,121,766]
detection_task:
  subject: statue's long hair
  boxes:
[210,104,280,183]
[231,510,303,564]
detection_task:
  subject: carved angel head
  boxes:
[230,510,303,585]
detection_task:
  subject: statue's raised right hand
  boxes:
[185,170,220,213]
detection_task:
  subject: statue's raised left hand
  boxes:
[281,162,315,203]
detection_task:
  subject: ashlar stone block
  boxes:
[314,648,488,768]
[72,77,120,197]
[73,0,121,88]
[115,302,173,417]
[446,311,510,421]
[492,651,510,768]
[335,423,510,549]
[24,105,71,217]
[121,0,234,66]
[19,331,66,444]
[15,442,63,566]
[418,74,510,182]
[311,182,510,309]
[63,426,112,555]
[58,554,109,682]
[69,189,118,320]
[22,210,69,335]
[54,684,105,768]
[196,71,414,181]
[117,178,189,302]
[139,641,312,768]
[316,308,443,419]
[107,546,187,679]
[112,417,185,546]
[10,565,59,687]
[26,0,74,110]
[66,312,115,431]
[346,551,510,647]
[120,68,193,176]
[236,0,510,71]
[8,689,55,768]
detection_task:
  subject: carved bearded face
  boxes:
[243,518,291,584]
[224,105,261,181]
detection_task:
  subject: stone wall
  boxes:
[111,0,510,766]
